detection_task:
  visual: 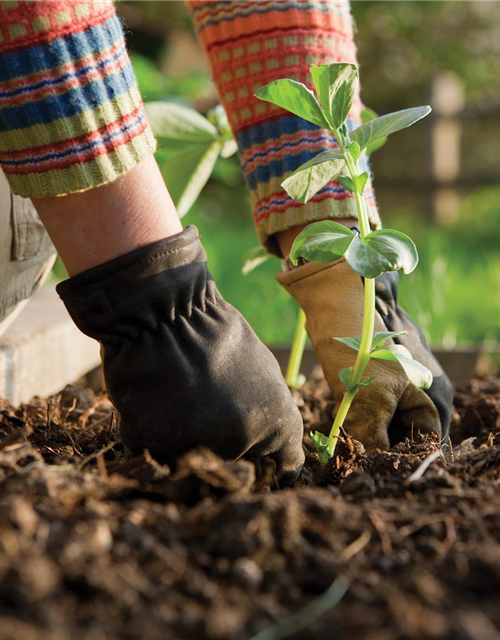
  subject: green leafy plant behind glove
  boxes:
[145,102,237,217]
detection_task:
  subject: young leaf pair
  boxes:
[289,220,418,280]
[335,331,433,392]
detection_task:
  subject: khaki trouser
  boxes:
[0,170,56,333]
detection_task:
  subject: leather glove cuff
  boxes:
[56,225,214,340]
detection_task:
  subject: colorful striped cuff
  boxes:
[242,114,380,254]
[188,0,381,256]
[0,3,156,198]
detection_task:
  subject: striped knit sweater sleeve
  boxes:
[188,1,381,255]
[0,0,156,198]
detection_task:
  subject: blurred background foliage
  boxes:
[104,1,500,348]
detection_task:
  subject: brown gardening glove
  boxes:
[57,226,304,484]
[277,258,453,451]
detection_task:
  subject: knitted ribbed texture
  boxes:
[0,0,156,198]
[188,0,381,255]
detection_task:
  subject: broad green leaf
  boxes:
[255,79,329,129]
[146,102,218,142]
[349,141,361,162]
[241,246,270,276]
[310,63,358,129]
[370,345,433,389]
[370,331,408,352]
[282,152,345,203]
[364,230,418,274]
[334,335,362,351]
[160,142,210,200]
[346,235,389,278]
[360,107,387,155]
[350,106,432,150]
[359,377,375,388]
[310,431,332,465]
[156,138,205,159]
[334,330,409,353]
[177,141,221,216]
[339,175,355,193]
[338,366,354,388]
[163,141,221,217]
[345,230,418,278]
[357,172,369,195]
[290,221,355,266]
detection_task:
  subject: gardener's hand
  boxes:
[57,226,304,484]
[277,258,453,451]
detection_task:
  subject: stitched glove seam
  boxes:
[57,229,204,299]
[69,247,204,297]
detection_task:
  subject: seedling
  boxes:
[256,63,433,463]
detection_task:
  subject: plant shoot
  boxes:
[256,63,433,463]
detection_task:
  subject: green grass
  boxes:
[398,217,500,348]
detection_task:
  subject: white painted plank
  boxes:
[0,288,100,405]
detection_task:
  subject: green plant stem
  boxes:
[327,147,376,457]
[285,307,307,388]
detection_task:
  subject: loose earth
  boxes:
[0,371,499,640]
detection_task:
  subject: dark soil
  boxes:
[0,370,500,640]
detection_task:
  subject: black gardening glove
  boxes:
[57,226,304,482]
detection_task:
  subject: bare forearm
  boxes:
[34,156,182,276]
[0,2,182,276]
